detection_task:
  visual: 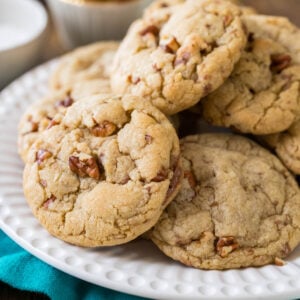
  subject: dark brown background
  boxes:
[1,0,300,299]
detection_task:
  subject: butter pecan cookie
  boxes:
[202,16,300,135]
[150,134,300,269]
[111,0,247,115]
[50,41,119,90]
[23,94,182,247]
[259,120,300,175]
[18,80,111,162]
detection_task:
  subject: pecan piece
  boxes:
[166,163,182,200]
[216,236,239,257]
[271,54,292,73]
[127,75,141,85]
[47,119,60,129]
[152,168,168,182]
[274,257,285,266]
[174,51,191,66]
[40,179,47,187]
[36,149,52,165]
[91,121,117,137]
[184,171,197,189]
[56,96,74,108]
[27,116,38,133]
[161,37,180,54]
[140,25,159,37]
[43,195,56,209]
[145,134,153,145]
[281,242,291,256]
[223,14,233,27]
[69,156,101,180]
[203,83,213,97]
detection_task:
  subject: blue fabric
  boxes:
[0,230,146,300]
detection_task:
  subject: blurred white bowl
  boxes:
[0,0,48,89]
[46,0,152,50]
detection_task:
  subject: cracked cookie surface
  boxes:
[150,133,300,269]
[260,120,300,175]
[111,0,247,115]
[18,80,111,162]
[23,94,182,247]
[50,41,119,90]
[202,15,300,135]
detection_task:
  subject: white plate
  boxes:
[1,60,300,300]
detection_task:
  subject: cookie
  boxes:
[259,120,300,175]
[150,133,300,269]
[111,0,247,115]
[50,41,119,90]
[202,16,300,135]
[18,80,111,162]
[23,94,182,247]
[242,15,300,64]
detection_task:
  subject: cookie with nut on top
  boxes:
[202,15,300,135]
[111,0,247,115]
[18,78,112,163]
[149,134,300,270]
[23,94,182,247]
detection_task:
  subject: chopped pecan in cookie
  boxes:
[145,134,153,144]
[281,242,291,256]
[127,75,141,85]
[47,119,60,130]
[274,257,285,266]
[216,236,239,257]
[271,53,292,73]
[56,95,74,108]
[91,121,117,137]
[69,156,101,180]
[223,14,234,27]
[152,168,168,182]
[36,149,52,165]
[160,37,180,54]
[27,116,38,133]
[40,179,47,187]
[140,25,160,37]
[166,163,182,200]
[174,51,191,66]
[43,195,56,209]
[184,170,197,189]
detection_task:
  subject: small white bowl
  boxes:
[46,0,152,50]
[0,0,48,89]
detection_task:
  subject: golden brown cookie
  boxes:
[23,94,182,247]
[259,120,300,175]
[202,16,300,135]
[150,134,300,269]
[50,41,119,90]
[111,0,247,115]
[18,79,111,163]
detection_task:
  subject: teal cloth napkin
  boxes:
[0,230,146,300]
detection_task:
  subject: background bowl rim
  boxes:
[0,0,48,54]
[53,0,143,8]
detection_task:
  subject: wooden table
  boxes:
[1,0,300,299]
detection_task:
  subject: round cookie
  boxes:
[202,16,300,135]
[23,94,182,247]
[242,15,300,64]
[50,41,119,90]
[111,0,247,115]
[18,80,111,162]
[150,133,300,270]
[259,120,300,175]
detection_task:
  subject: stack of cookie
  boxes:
[18,0,300,270]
